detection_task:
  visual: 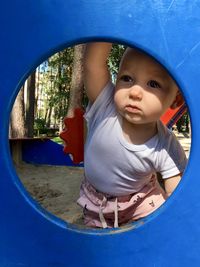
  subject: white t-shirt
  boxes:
[84,82,187,196]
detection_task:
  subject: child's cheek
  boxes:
[113,90,118,104]
[114,92,121,110]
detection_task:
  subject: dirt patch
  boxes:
[16,163,84,225]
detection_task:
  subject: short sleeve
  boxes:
[157,125,188,179]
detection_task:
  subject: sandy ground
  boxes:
[16,164,84,225]
[15,131,191,226]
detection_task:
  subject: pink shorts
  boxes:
[77,175,167,228]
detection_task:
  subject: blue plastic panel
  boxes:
[21,139,83,167]
[0,1,199,266]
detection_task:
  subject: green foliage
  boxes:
[108,44,126,81]
[52,136,63,145]
[34,118,59,136]
[34,118,47,135]
[34,118,46,130]
[45,48,74,119]
[176,112,190,133]
[37,48,74,122]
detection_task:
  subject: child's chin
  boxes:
[125,117,144,125]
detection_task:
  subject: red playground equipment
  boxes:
[60,108,84,164]
[161,102,187,128]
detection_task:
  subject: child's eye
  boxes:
[148,80,161,88]
[120,75,133,82]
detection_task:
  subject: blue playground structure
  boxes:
[0,0,199,266]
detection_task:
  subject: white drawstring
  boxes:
[99,196,108,228]
[99,196,119,228]
[114,198,119,228]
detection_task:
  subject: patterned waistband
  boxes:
[83,174,157,203]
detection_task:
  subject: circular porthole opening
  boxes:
[9,42,191,230]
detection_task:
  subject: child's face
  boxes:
[114,48,179,126]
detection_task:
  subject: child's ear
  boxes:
[170,92,184,109]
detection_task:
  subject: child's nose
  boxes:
[129,85,143,100]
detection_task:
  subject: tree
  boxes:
[9,86,27,165]
[10,86,26,138]
[67,44,86,117]
[25,72,36,137]
[45,47,74,129]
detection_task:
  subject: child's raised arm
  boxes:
[84,42,112,103]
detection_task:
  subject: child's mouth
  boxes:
[125,105,142,113]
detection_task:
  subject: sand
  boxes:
[16,164,84,224]
[15,131,191,226]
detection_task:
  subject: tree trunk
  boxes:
[25,72,36,137]
[67,44,86,117]
[9,87,26,164]
[10,86,26,138]
[46,106,52,128]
